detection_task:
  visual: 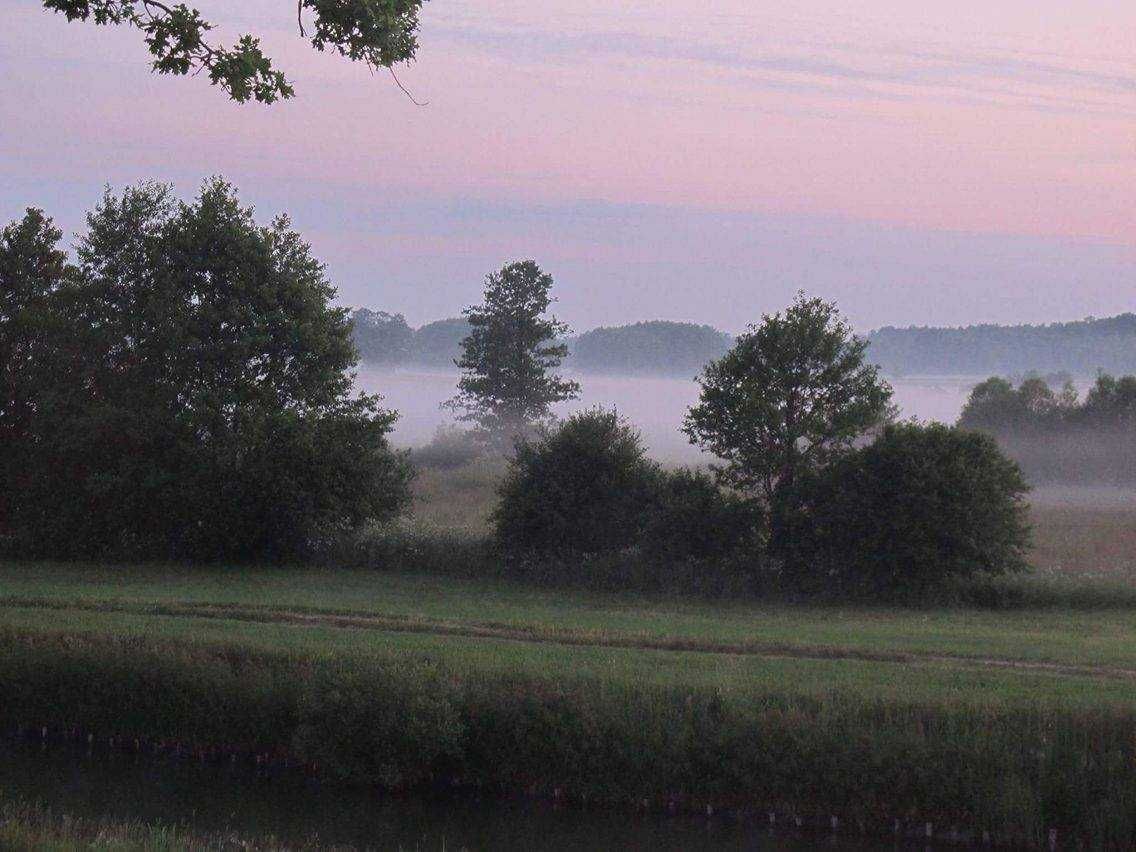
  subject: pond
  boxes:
[1,738,918,850]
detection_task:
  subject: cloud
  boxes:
[423,12,1135,118]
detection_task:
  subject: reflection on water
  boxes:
[0,740,896,850]
[358,369,988,461]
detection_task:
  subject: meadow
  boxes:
[1,463,1135,847]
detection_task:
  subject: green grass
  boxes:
[3,602,1135,707]
[2,620,1134,846]
[2,463,1134,844]
[2,562,1135,672]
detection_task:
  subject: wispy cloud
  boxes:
[426,19,1135,119]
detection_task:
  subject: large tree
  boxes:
[683,293,893,503]
[0,180,412,560]
[41,0,426,103]
[0,209,76,539]
[446,260,579,449]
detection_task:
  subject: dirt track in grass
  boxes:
[5,596,1135,682]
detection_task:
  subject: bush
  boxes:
[493,411,770,592]
[410,425,485,470]
[642,468,763,564]
[776,422,1031,597]
[493,409,658,557]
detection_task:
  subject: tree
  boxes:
[1083,373,1136,429]
[41,0,426,103]
[1,179,412,560]
[683,293,893,503]
[0,209,76,540]
[412,317,470,366]
[776,423,1031,596]
[352,309,414,365]
[446,260,579,449]
[570,321,732,376]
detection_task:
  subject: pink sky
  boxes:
[1,0,1133,329]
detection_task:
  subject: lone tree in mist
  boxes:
[41,0,427,103]
[446,260,579,450]
[684,292,893,504]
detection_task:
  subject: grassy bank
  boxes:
[2,465,1133,846]
[1,626,1134,847]
[2,550,1136,845]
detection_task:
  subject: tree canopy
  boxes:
[569,321,732,376]
[0,180,412,560]
[684,293,893,502]
[42,0,426,103]
[868,314,1136,376]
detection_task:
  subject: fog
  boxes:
[358,369,983,461]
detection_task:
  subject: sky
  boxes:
[1,0,1133,333]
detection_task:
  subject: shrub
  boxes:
[493,409,658,557]
[775,422,1031,597]
[642,468,763,564]
[411,425,485,470]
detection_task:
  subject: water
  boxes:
[358,369,987,461]
[0,740,901,850]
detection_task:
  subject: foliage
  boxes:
[410,424,485,469]
[351,308,414,365]
[958,373,1136,484]
[41,0,425,103]
[569,320,732,376]
[775,422,1032,596]
[684,293,893,503]
[492,411,765,592]
[0,180,412,560]
[0,210,75,541]
[1083,373,1136,427]
[868,313,1136,376]
[958,375,1077,432]
[493,409,655,557]
[641,468,763,564]
[410,316,471,366]
[446,260,579,448]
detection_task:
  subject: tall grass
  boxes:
[0,802,295,851]
[1,628,1133,846]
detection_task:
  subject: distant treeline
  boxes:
[351,311,731,376]
[354,310,1136,377]
[868,314,1136,376]
[958,373,1136,485]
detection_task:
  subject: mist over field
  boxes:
[360,368,1026,458]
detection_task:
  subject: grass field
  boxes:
[1,464,1134,845]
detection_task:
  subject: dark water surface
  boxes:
[0,739,931,850]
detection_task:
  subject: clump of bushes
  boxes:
[774,422,1032,597]
[492,409,763,592]
[492,411,1030,599]
[958,373,1136,485]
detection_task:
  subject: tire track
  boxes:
[2,595,1133,681]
